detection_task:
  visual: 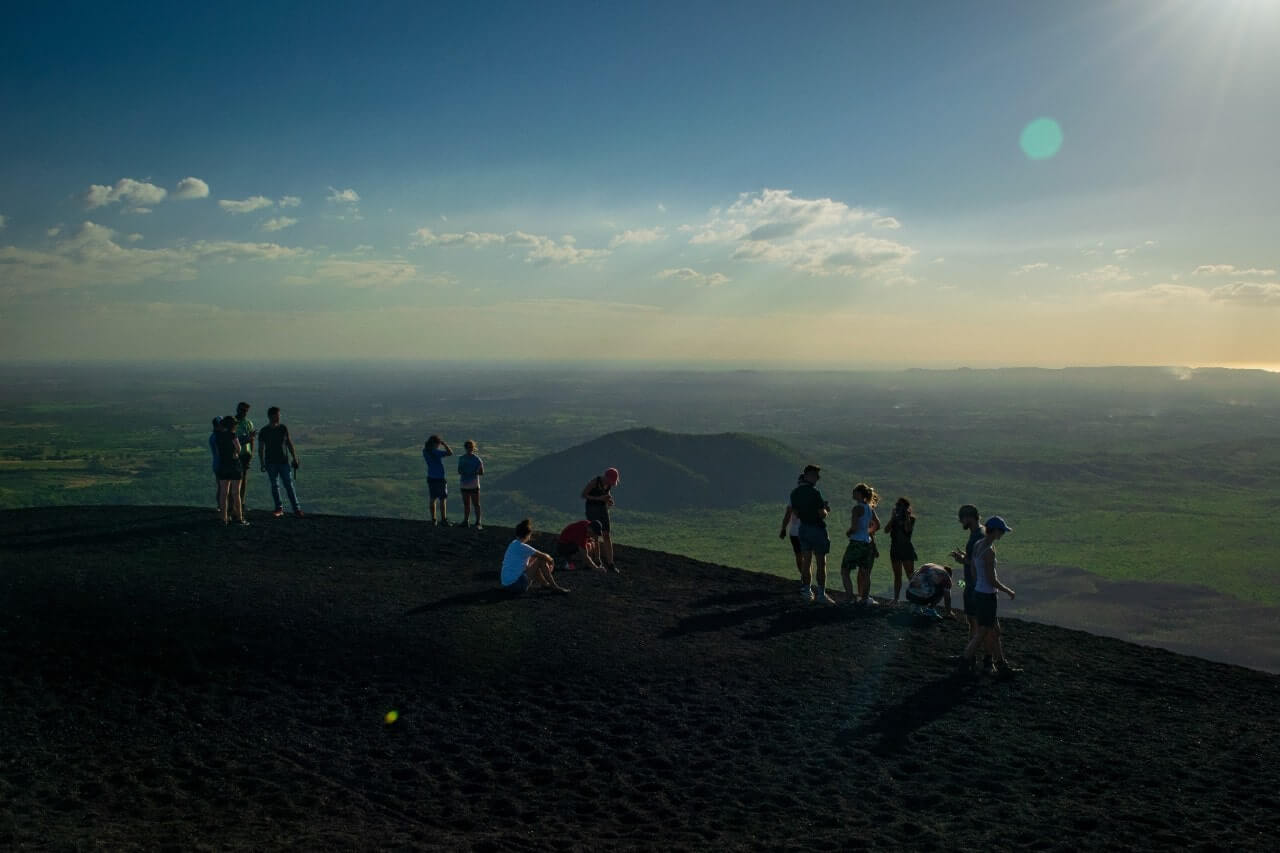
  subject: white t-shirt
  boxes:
[501,540,538,586]
[786,495,802,537]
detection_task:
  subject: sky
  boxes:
[1,0,1278,367]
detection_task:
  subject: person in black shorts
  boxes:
[581,467,620,572]
[960,516,1019,678]
[885,497,918,605]
[950,505,990,670]
[214,416,248,526]
[258,406,302,518]
[789,464,835,604]
[234,402,256,508]
[777,474,806,586]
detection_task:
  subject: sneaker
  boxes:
[272,509,284,518]
[801,586,815,603]
[474,523,483,531]
[815,591,836,605]
[237,520,250,527]
[862,596,878,606]
[294,509,305,518]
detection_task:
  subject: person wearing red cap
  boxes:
[581,467,620,572]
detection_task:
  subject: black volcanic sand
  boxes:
[2,507,1277,851]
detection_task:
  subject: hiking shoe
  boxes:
[862,596,878,606]
[237,520,250,527]
[272,508,284,518]
[474,523,483,531]
[294,509,304,518]
[815,591,836,605]
[801,586,815,603]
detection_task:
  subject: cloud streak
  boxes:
[218,196,274,215]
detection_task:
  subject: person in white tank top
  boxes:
[839,483,881,605]
[960,517,1019,677]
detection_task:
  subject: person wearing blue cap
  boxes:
[959,516,1020,677]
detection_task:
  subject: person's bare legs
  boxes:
[840,565,855,602]
[214,476,220,510]
[798,551,813,587]
[461,492,472,526]
[857,567,872,601]
[217,479,232,524]
[813,554,828,597]
[471,492,482,527]
[229,482,245,523]
[601,532,614,566]
[526,556,568,593]
[963,626,988,661]
[891,559,915,603]
[238,468,249,506]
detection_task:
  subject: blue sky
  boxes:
[2,0,1278,365]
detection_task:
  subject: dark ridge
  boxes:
[1,505,1277,851]
[495,426,802,512]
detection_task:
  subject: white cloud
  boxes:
[125,233,143,242]
[84,178,167,210]
[1209,282,1280,306]
[608,227,667,249]
[685,189,913,277]
[125,207,152,215]
[657,203,667,214]
[931,257,945,264]
[1102,284,1208,305]
[307,259,454,289]
[1075,264,1133,283]
[261,216,298,233]
[46,225,61,237]
[1013,262,1050,275]
[0,221,306,293]
[218,196,274,215]
[1193,264,1277,277]
[172,177,210,200]
[411,227,608,265]
[872,217,901,230]
[278,195,302,208]
[657,267,730,287]
[327,187,361,204]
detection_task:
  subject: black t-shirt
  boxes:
[214,431,239,468]
[789,482,827,527]
[259,423,291,465]
[963,527,985,587]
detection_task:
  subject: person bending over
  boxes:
[905,562,953,620]
[501,518,569,595]
[555,519,604,572]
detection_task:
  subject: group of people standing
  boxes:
[422,436,487,529]
[781,464,1021,677]
[207,402,302,525]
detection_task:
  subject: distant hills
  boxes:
[495,427,801,512]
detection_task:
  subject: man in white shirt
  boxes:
[501,518,569,594]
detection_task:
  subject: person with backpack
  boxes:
[905,562,953,620]
[581,467,620,572]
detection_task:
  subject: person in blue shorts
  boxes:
[501,518,569,595]
[423,434,453,526]
[789,464,834,604]
[457,439,485,530]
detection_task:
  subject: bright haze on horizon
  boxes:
[1,0,1278,368]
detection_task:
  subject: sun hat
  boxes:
[984,516,1013,533]
[604,468,620,485]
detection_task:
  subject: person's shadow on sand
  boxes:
[839,673,974,755]
[406,588,514,615]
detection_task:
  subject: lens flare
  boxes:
[1019,117,1064,160]
[384,710,399,724]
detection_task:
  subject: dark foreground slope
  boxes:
[1,507,1277,852]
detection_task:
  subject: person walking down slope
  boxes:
[501,518,569,595]
[423,435,454,526]
[555,519,604,572]
[457,439,485,530]
[778,474,808,589]
[885,497,919,605]
[582,467,621,573]
[789,464,835,605]
[234,402,256,509]
[208,417,222,510]
[214,416,249,526]
[960,516,1020,678]
[841,483,882,605]
[258,406,303,518]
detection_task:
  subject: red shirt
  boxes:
[558,520,594,548]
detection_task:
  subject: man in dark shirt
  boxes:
[788,464,834,604]
[258,406,303,518]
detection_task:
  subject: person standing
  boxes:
[555,519,604,572]
[778,474,807,589]
[501,518,569,594]
[208,417,221,510]
[960,516,1019,677]
[581,467,620,573]
[234,402,256,509]
[885,497,918,605]
[214,416,248,526]
[789,464,834,604]
[950,505,990,672]
[841,483,882,605]
[423,435,453,526]
[457,439,485,530]
[258,406,303,518]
